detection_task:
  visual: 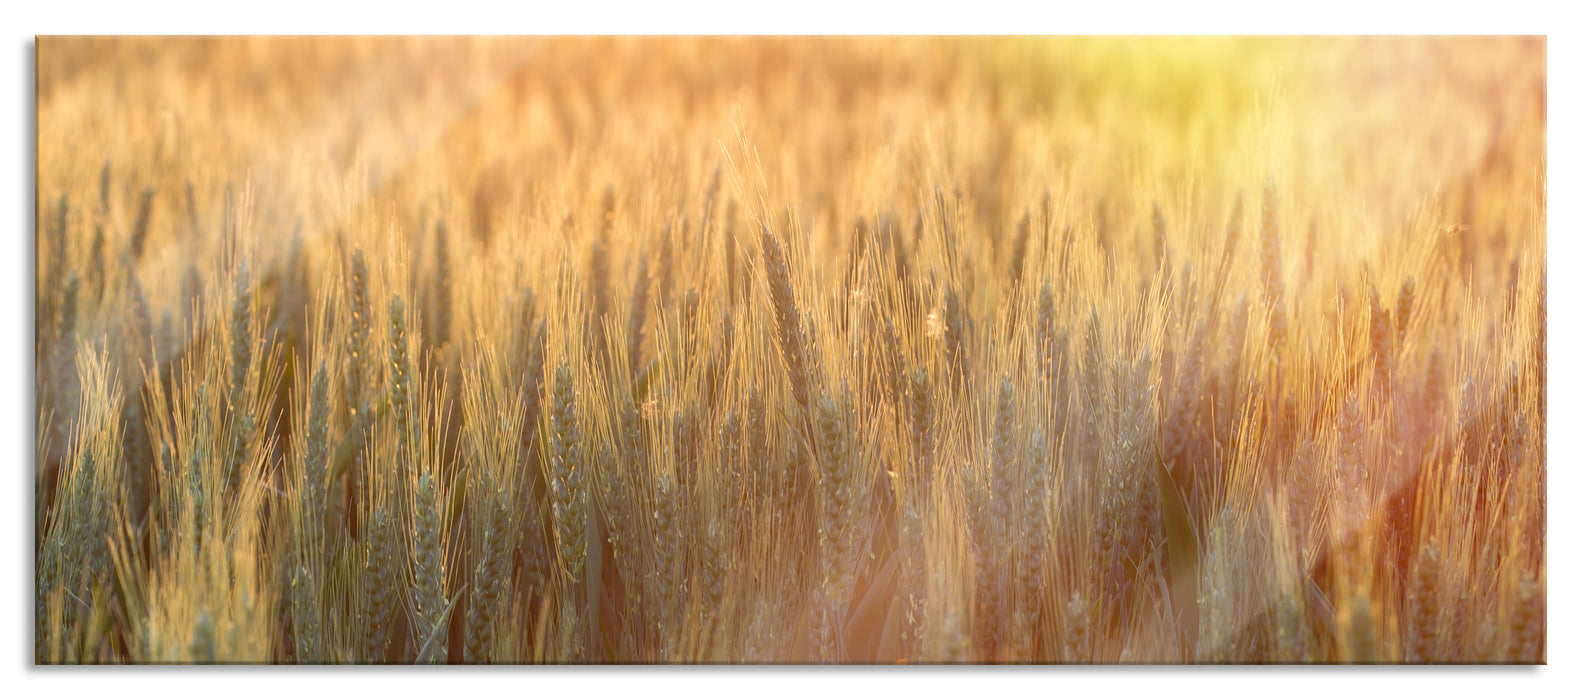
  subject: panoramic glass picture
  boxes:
[33,36,1544,664]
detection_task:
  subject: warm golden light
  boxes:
[34,36,1544,664]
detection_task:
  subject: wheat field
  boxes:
[33,36,1545,664]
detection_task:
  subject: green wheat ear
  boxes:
[411,472,446,663]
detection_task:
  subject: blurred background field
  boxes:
[34,36,1544,664]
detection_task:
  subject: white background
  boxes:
[3,2,1573,698]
